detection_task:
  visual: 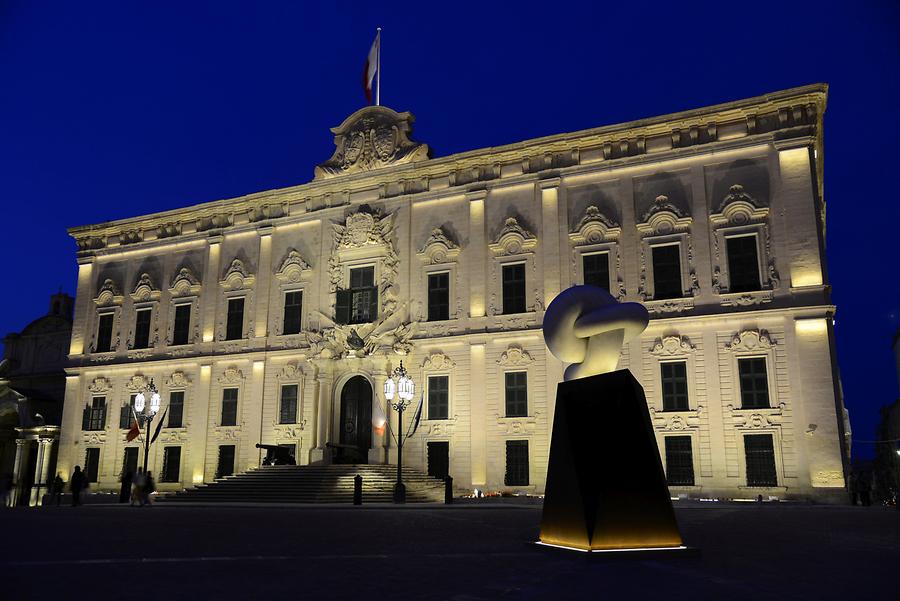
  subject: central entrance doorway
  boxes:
[337,376,372,464]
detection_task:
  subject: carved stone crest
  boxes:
[170,266,201,297]
[497,344,534,366]
[221,259,254,290]
[88,376,111,393]
[333,206,394,249]
[725,329,775,352]
[314,106,430,179]
[275,249,311,283]
[418,227,460,264]
[649,335,696,356]
[489,217,537,256]
[422,351,456,371]
[166,371,190,389]
[569,205,620,245]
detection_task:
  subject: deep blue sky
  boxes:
[2,1,898,457]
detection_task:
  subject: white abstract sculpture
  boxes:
[543,285,649,381]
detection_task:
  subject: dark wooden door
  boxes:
[338,376,372,464]
[427,441,449,479]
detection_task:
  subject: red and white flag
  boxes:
[362,29,380,105]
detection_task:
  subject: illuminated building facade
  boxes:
[57,84,848,501]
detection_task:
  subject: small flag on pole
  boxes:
[150,407,168,444]
[362,28,381,105]
[126,420,140,442]
[408,393,424,437]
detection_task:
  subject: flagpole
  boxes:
[375,27,381,106]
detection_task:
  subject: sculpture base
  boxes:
[534,541,698,559]
[539,369,684,552]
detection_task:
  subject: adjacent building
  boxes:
[57,83,848,501]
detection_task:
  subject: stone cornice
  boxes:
[69,84,826,253]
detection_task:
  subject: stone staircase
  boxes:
[157,464,447,504]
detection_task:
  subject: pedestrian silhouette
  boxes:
[70,466,85,507]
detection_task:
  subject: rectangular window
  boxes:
[221,388,238,426]
[161,447,181,483]
[660,362,689,411]
[119,394,137,429]
[502,263,526,314]
[337,266,377,325]
[582,253,610,291]
[172,304,192,346]
[505,440,529,486]
[84,448,100,483]
[427,441,450,479]
[133,308,152,349]
[82,397,106,431]
[122,447,138,477]
[726,235,761,293]
[216,445,235,478]
[225,298,245,340]
[427,375,449,420]
[279,384,298,425]
[427,272,450,321]
[651,245,682,300]
[738,358,770,409]
[282,291,303,335]
[96,313,114,353]
[504,372,528,418]
[744,434,778,487]
[167,391,185,428]
[664,436,695,486]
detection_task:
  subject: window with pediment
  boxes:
[91,278,123,354]
[417,227,461,322]
[128,273,160,351]
[569,205,624,299]
[488,217,538,316]
[636,196,697,312]
[274,248,312,336]
[168,266,201,347]
[710,185,779,305]
[218,259,255,341]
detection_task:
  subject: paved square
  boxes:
[0,502,896,600]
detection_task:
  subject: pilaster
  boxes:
[467,191,487,318]
[69,257,95,356]
[469,341,487,487]
[254,225,273,338]
[539,178,561,306]
[201,235,223,342]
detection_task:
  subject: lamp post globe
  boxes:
[137,378,160,474]
[385,361,415,504]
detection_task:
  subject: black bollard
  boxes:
[353,474,362,505]
[444,475,453,504]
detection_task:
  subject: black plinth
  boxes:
[538,369,684,551]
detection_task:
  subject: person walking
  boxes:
[143,471,156,506]
[119,470,133,504]
[51,474,64,506]
[0,473,12,508]
[131,468,145,507]
[70,466,85,507]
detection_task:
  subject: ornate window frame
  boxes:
[649,335,699,414]
[215,366,245,430]
[496,344,536,430]
[421,352,456,425]
[161,371,191,435]
[710,185,778,307]
[217,259,256,342]
[635,196,696,315]
[91,278,124,356]
[488,217,538,317]
[417,227,461,323]
[569,205,625,299]
[168,266,201,349]
[736,429,785,490]
[127,273,161,354]
[724,329,779,412]
[273,249,312,337]
[273,361,307,442]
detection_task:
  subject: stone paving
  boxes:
[0,501,896,600]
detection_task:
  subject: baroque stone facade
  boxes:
[58,85,848,501]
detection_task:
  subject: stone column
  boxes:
[309,372,332,464]
[254,225,273,338]
[469,341,487,488]
[69,257,95,356]
[12,438,30,507]
[467,191,487,318]
[201,235,223,343]
[369,371,388,465]
[31,438,55,506]
[775,142,823,288]
[194,364,212,482]
[243,360,266,471]
[56,374,81,481]
[309,378,321,451]
[539,178,561,306]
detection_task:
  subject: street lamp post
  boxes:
[134,379,161,473]
[383,361,415,504]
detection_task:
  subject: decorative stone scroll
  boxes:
[569,206,621,245]
[95,279,123,306]
[124,374,149,392]
[170,267,201,297]
[275,249,311,283]
[218,366,245,384]
[490,217,537,256]
[725,329,775,352]
[221,259,255,291]
[418,228,460,264]
[497,344,534,367]
[422,351,456,371]
[166,371,190,389]
[87,376,111,394]
[276,361,304,381]
[130,273,159,302]
[637,196,692,237]
[649,335,696,356]
[314,106,430,180]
